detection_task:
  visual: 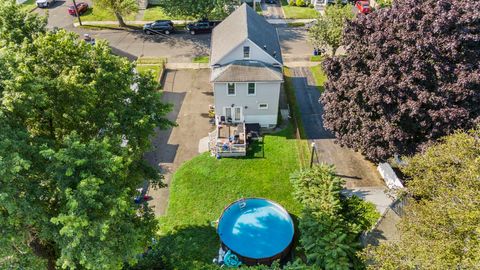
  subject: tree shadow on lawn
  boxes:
[133,224,219,270]
[245,139,265,159]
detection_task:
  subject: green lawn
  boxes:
[281,0,319,19]
[136,57,166,65]
[81,3,136,22]
[20,0,37,12]
[136,65,163,81]
[310,64,328,92]
[192,56,209,63]
[136,57,165,83]
[310,55,323,62]
[156,126,303,268]
[143,6,191,21]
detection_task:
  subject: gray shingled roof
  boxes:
[210,3,283,65]
[211,60,283,82]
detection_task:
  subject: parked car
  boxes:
[143,20,175,35]
[356,1,371,14]
[265,0,276,4]
[186,20,221,35]
[68,2,89,16]
[36,0,55,8]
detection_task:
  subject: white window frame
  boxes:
[247,83,256,96]
[243,46,250,59]
[227,83,236,96]
[258,103,268,110]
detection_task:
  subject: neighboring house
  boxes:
[208,3,283,157]
[210,3,283,128]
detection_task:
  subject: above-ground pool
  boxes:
[217,198,295,265]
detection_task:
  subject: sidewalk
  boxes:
[73,18,316,27]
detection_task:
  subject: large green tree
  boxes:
[365,129,480,269]
[157,0,237,19]
[308,2,354,55]
[321,0,480,162]
[0,4,173,269]
[0,0,47,45]
[95,0,138,27]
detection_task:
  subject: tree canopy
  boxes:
[96,0,138,26]
[308,2,354,55]
[365,128,480,269]
[321,0,480,162]
[0,3,173,269]
[156,0,237,19]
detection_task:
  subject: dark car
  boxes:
[186,20,221,35]
[265,0,276,4]
[143,20,175,35]
[68,2,88,16]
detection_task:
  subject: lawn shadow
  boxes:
[132,224,219,270]
[244,139,265,159]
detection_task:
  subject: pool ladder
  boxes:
[239,198,246,210]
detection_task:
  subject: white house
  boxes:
[210,3,283,128]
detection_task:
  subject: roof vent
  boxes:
[272,51,277,57]
[263,45,267,50]
[272,63,282,68]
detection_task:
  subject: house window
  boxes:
[258,103,268,109]
[227,83,235,96]
[247,83,255,95]
[243,46,250,58]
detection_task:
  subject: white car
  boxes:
[36,0,55,8]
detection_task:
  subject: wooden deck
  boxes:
[209,122,247,157]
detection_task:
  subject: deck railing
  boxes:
[208,121,247,157]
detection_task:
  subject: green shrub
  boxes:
[296,0,306,6]
[342,195,381,232]
[289,0,296,6]
[308,3,314,8]
[290,165,380,269]
[376,0,393,7]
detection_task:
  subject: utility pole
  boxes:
[309,142,316,168]
[72,0,82,26]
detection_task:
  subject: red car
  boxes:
[356,1,371,14]
[68,2,88,16]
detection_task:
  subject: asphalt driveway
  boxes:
[144,68,213,215]
[291,67,384,188]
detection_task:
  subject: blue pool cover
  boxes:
[217,198,294,259]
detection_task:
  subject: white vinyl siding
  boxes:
[258,103,268,109]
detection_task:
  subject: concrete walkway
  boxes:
[165,62,209,69]
[73,18,315,27]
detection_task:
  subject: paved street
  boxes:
[33,3,312,62]
[34,0,92,29]
[261,1,285,19]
